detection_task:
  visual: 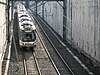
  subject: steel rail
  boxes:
[28,10,61,75]
[28,10,62,75]
[36,29,61,75]
[21,49,42,75]
[32,51,42,75]
[22,52,28,75]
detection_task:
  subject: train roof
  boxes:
[18,12,29,17]
[19,21,36,31]
[21,21,33,25]
[17,7,26,13]
[17,5,27,15]
[17,4,26,11]
[19,16,31,22]
[17,3,36,32]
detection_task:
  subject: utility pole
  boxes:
[70,0,72,41]
[63,0,67,42]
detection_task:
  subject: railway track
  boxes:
[18,50,40,75]
[30,12,92,75]
[13,11,40,75]
[29,12,74,75]
[18,32,61,75]
[12,9,91,75]
[32,32,61,75]
[13,10,60,75]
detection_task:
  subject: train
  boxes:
[17,3,36,50]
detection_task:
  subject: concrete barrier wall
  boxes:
[71,0,100,61]
[0,0,7,74]
[43,2,63,37]
[30,0,100,62]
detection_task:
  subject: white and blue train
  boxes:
[17,3,36,50]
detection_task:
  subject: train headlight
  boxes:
[20,42,24,46]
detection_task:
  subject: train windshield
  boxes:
[22,31,36,42]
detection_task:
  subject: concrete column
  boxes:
[7,0,10,43]
[70,0,72,41]
[11,1,13,20]
[63,0,67,41]
[35,1,37,16]
[42,1,44,19]
[25,1,29,9]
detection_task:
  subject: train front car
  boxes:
[19,21,36,50]
[17,3,36,50]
